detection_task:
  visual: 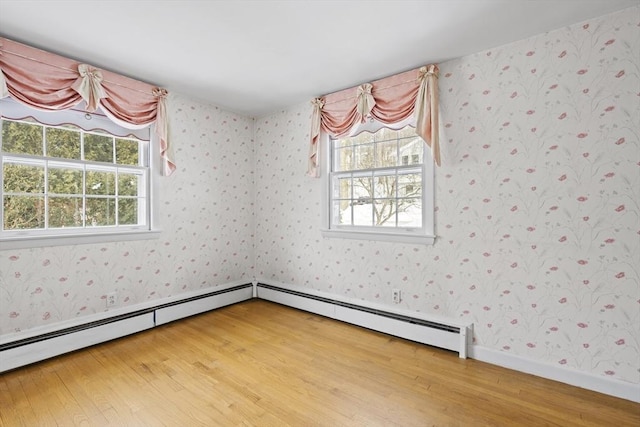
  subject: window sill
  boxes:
[0,229,162,250]
[320,229,435,245]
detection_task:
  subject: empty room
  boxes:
[0,0,639,425]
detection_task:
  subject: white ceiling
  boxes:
[0,0,638,117]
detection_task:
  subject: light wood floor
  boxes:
[1,300,638,426]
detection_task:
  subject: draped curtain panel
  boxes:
[308,64,439,177]
[0,37,176,175]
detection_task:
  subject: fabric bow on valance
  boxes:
[71,64,108,112]
[356,83,375,119]
[308,64,440,177]
[0,37,176,176]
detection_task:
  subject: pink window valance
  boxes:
[308,64,440,177]
[0,37,176,175]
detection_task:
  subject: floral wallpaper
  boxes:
[254,7,639,385]
[1,5,637,388]
[0,93,255,338]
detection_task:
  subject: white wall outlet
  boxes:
[106,292,118,307]
[392,289,401,304]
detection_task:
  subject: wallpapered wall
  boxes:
[1,6,637,387]
[254,8,639,384]
[0,94,255,338]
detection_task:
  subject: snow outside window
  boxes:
[321,121,435,245]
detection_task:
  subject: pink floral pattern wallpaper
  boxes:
[254,7,639,384]
[1,6,637,388]
[0,94,255,337]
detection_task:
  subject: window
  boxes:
[1,98,159,249]
[322,121,435,245]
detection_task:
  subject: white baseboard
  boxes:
[3,278,637,403]
[0,282,253,373]
[0,280,252,346]
[1,313,155,372]
[256,280,472,358]
[470,345,640,403]
[155,285,253,325]
[258,279,639,403]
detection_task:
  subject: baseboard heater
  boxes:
[256,283,472,358]
[0,283,253,373]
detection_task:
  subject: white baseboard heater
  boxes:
[1,282,471,373]
[0,283,253,373]
[257,282,472,358]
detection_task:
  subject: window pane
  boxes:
[334,146,353,172]
[374,174,396,199]
[118,172,140,197]
[116,138,140,166]
[350,131,373,146]
[2,120,43,155]
[374,127,396,142]
[374,199,397,227]
[398,198,422,228]
[352,202,373,226]
[399,173,422,197]
[86,198,116,226]
[333,176,352,200]
[328,123,426,235]
[48,167,83,195]
[84,133,114,163]
[49,196,83,228]
[2,163,45,193]
[118,198,139,225]
[399,136,423,165]
[353,176,372,200]
[3,195,44,230]
[334,201,352,226]
[375,139,398,168]
[86,170,115,195]
[335,136,354,148]
[397,126,416,139]
[46,127,81,159]
[354,143,374,170]
[1,99,151,238]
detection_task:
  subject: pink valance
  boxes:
[308,64,440,177]
[0,38,176,175]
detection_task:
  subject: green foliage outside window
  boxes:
[2,118,145,231]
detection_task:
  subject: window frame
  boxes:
[0,98,161,250]
[320,120,435,245]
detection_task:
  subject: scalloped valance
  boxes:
[308,64,439,177]
[0,37,175,175]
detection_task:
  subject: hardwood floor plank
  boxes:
[1,300,638,426]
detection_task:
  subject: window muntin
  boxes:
[1,110,150,238]
[329,125,428,234]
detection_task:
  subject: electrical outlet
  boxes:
[106,292,118,308]
[392,289,401,304]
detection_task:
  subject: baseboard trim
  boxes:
[470,345,640,403]
[155,284,253,325]
[1,313,155,372]
[256,281,472,358]
[0,282,253,372]
[257,280,639,403]
[2,280,637,403]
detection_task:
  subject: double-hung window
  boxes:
[0,98,158,249]
[322,120,435,245]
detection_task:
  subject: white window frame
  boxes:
[0,98,161,250]
[321,118,435,245]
